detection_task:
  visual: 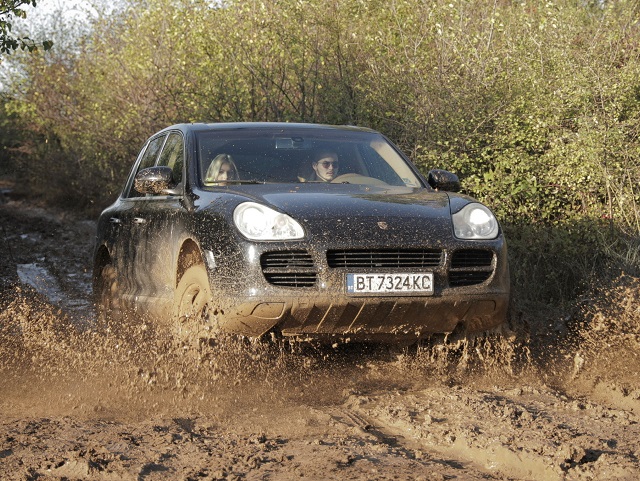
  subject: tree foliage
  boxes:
[0,0,53,55]
[4,0,640,303]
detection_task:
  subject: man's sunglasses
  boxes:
[318,161,339,168]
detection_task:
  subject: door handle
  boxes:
[133,217,147,225]
[109,217,121,225]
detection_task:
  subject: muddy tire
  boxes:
[95,264,119,324]
[172,264,215,351]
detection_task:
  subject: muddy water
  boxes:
[1,200,639,480]
[2,283,639,480]
[0,288,471,419]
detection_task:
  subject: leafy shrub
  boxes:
[2,0,639,313]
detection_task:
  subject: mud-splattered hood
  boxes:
[212,184,458,246]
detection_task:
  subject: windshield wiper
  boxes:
[212,180,265,185]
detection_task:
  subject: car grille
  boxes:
[327,249,443,268]
[261,251,316,288]
[261,249,495,289]
[449,249,494,287]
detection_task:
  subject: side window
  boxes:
[156,132,184,187]
[126,135,166,198]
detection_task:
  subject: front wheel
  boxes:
[172,264,216,350]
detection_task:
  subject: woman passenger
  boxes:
[205,154,238,185]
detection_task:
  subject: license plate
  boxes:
[346,273,434,295]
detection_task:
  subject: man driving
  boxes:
[310,150,339,182]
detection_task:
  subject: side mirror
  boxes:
[427,169,461,192]
[134,166,178,195]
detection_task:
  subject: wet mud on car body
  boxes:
[94,123,509,344]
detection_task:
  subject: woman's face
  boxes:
[217,162,235,183]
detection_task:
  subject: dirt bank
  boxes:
[1,198,639,480]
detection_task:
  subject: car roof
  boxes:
[158,122,379,135]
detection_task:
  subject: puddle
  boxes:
[16,263,93,322]
[17,263,65,304]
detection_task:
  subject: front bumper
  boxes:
[219,292,509,342]
[203,238,510,342]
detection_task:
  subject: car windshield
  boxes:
[196,127,423,187]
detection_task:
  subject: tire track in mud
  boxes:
[324,405,496,479]
[330,385,640,481]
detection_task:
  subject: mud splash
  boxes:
[2,280,640,480]
[0,283,529,420]
[561,274,640,411]
[3,274,640,415]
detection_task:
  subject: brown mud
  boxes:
[1,197,639,480]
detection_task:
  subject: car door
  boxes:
[112,134,167,308]
[132,131,186,317]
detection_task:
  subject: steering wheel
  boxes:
[330,173,388,186]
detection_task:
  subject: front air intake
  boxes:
[449,249,494,287]
[261,251,316,288]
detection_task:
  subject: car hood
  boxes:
[223,185,458,246]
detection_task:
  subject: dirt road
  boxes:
[1,198,639,480]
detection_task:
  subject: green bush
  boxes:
[2,0,639,314]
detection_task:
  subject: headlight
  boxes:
[452,203,499,239]
[233,202,304,240]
